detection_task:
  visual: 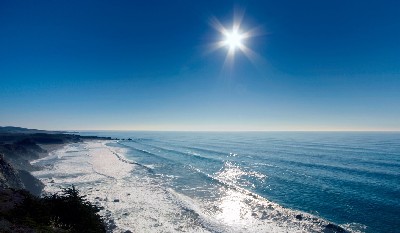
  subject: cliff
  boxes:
[0,127,111,196]
[0,154,24,190]
[0,127,109,232]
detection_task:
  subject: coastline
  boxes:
[31,139,353,233]
[0,127,112,195]
[31,140,210,232]
[0,128,113,232]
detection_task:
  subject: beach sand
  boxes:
[31,140,350,233]
[31,140,211,232]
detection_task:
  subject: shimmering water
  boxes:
[80,131,400,233]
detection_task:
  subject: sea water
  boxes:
[78,131,400,233]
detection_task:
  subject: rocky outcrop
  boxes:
[0,153,44,195]
[0,127,111,196]
[17,169,44,196]
[0,139,47,171]
[323,223,348,233]
[0,154,24,190]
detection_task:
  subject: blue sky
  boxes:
[1,0,399,131]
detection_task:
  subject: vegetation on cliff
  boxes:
[0,186,106,233]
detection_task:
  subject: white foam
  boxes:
[31,141,211,232]
[31,140,350,233]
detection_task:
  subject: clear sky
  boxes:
[1,0,399,131]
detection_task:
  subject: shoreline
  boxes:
[31,139,354,233]
[0,128,114,196]
[0,127,114,232]
[31,140,128,231]
[31,140,208,232]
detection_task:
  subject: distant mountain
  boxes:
[0,126,66,134]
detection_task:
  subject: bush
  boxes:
[43,186,105,233]
[3,186,106,233]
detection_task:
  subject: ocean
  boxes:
[75,131,400,232]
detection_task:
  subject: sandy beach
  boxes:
[31,140,211,232]
[30,140,356,233]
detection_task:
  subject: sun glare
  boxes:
[223,29,244,51]
[209,9,264,68]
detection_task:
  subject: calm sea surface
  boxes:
[79,131,400,233]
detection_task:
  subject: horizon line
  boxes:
[70,129,400,133]
[2,126,400,133]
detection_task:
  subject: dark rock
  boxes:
[107,221,117,230]
[323,223,347,233]
[15,138,46,154]
[17,169,44,196]
[113,199,120,202]
[295,214,303,220]
[0,188,26,213]
[0,154,24,190]
[260,211,268,220]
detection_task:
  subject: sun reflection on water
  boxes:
[213,162,268,225]
[216,189,247,224]
[215,161,267,188]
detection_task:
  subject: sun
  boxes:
[223,29,244,51]
[208,9,265,69]
[210,13,255,59]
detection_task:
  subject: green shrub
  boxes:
[2,186,106,233]
[43,186,105,233]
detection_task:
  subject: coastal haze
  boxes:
[1,0,400,233]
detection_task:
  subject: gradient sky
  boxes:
[1,0,399,131]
